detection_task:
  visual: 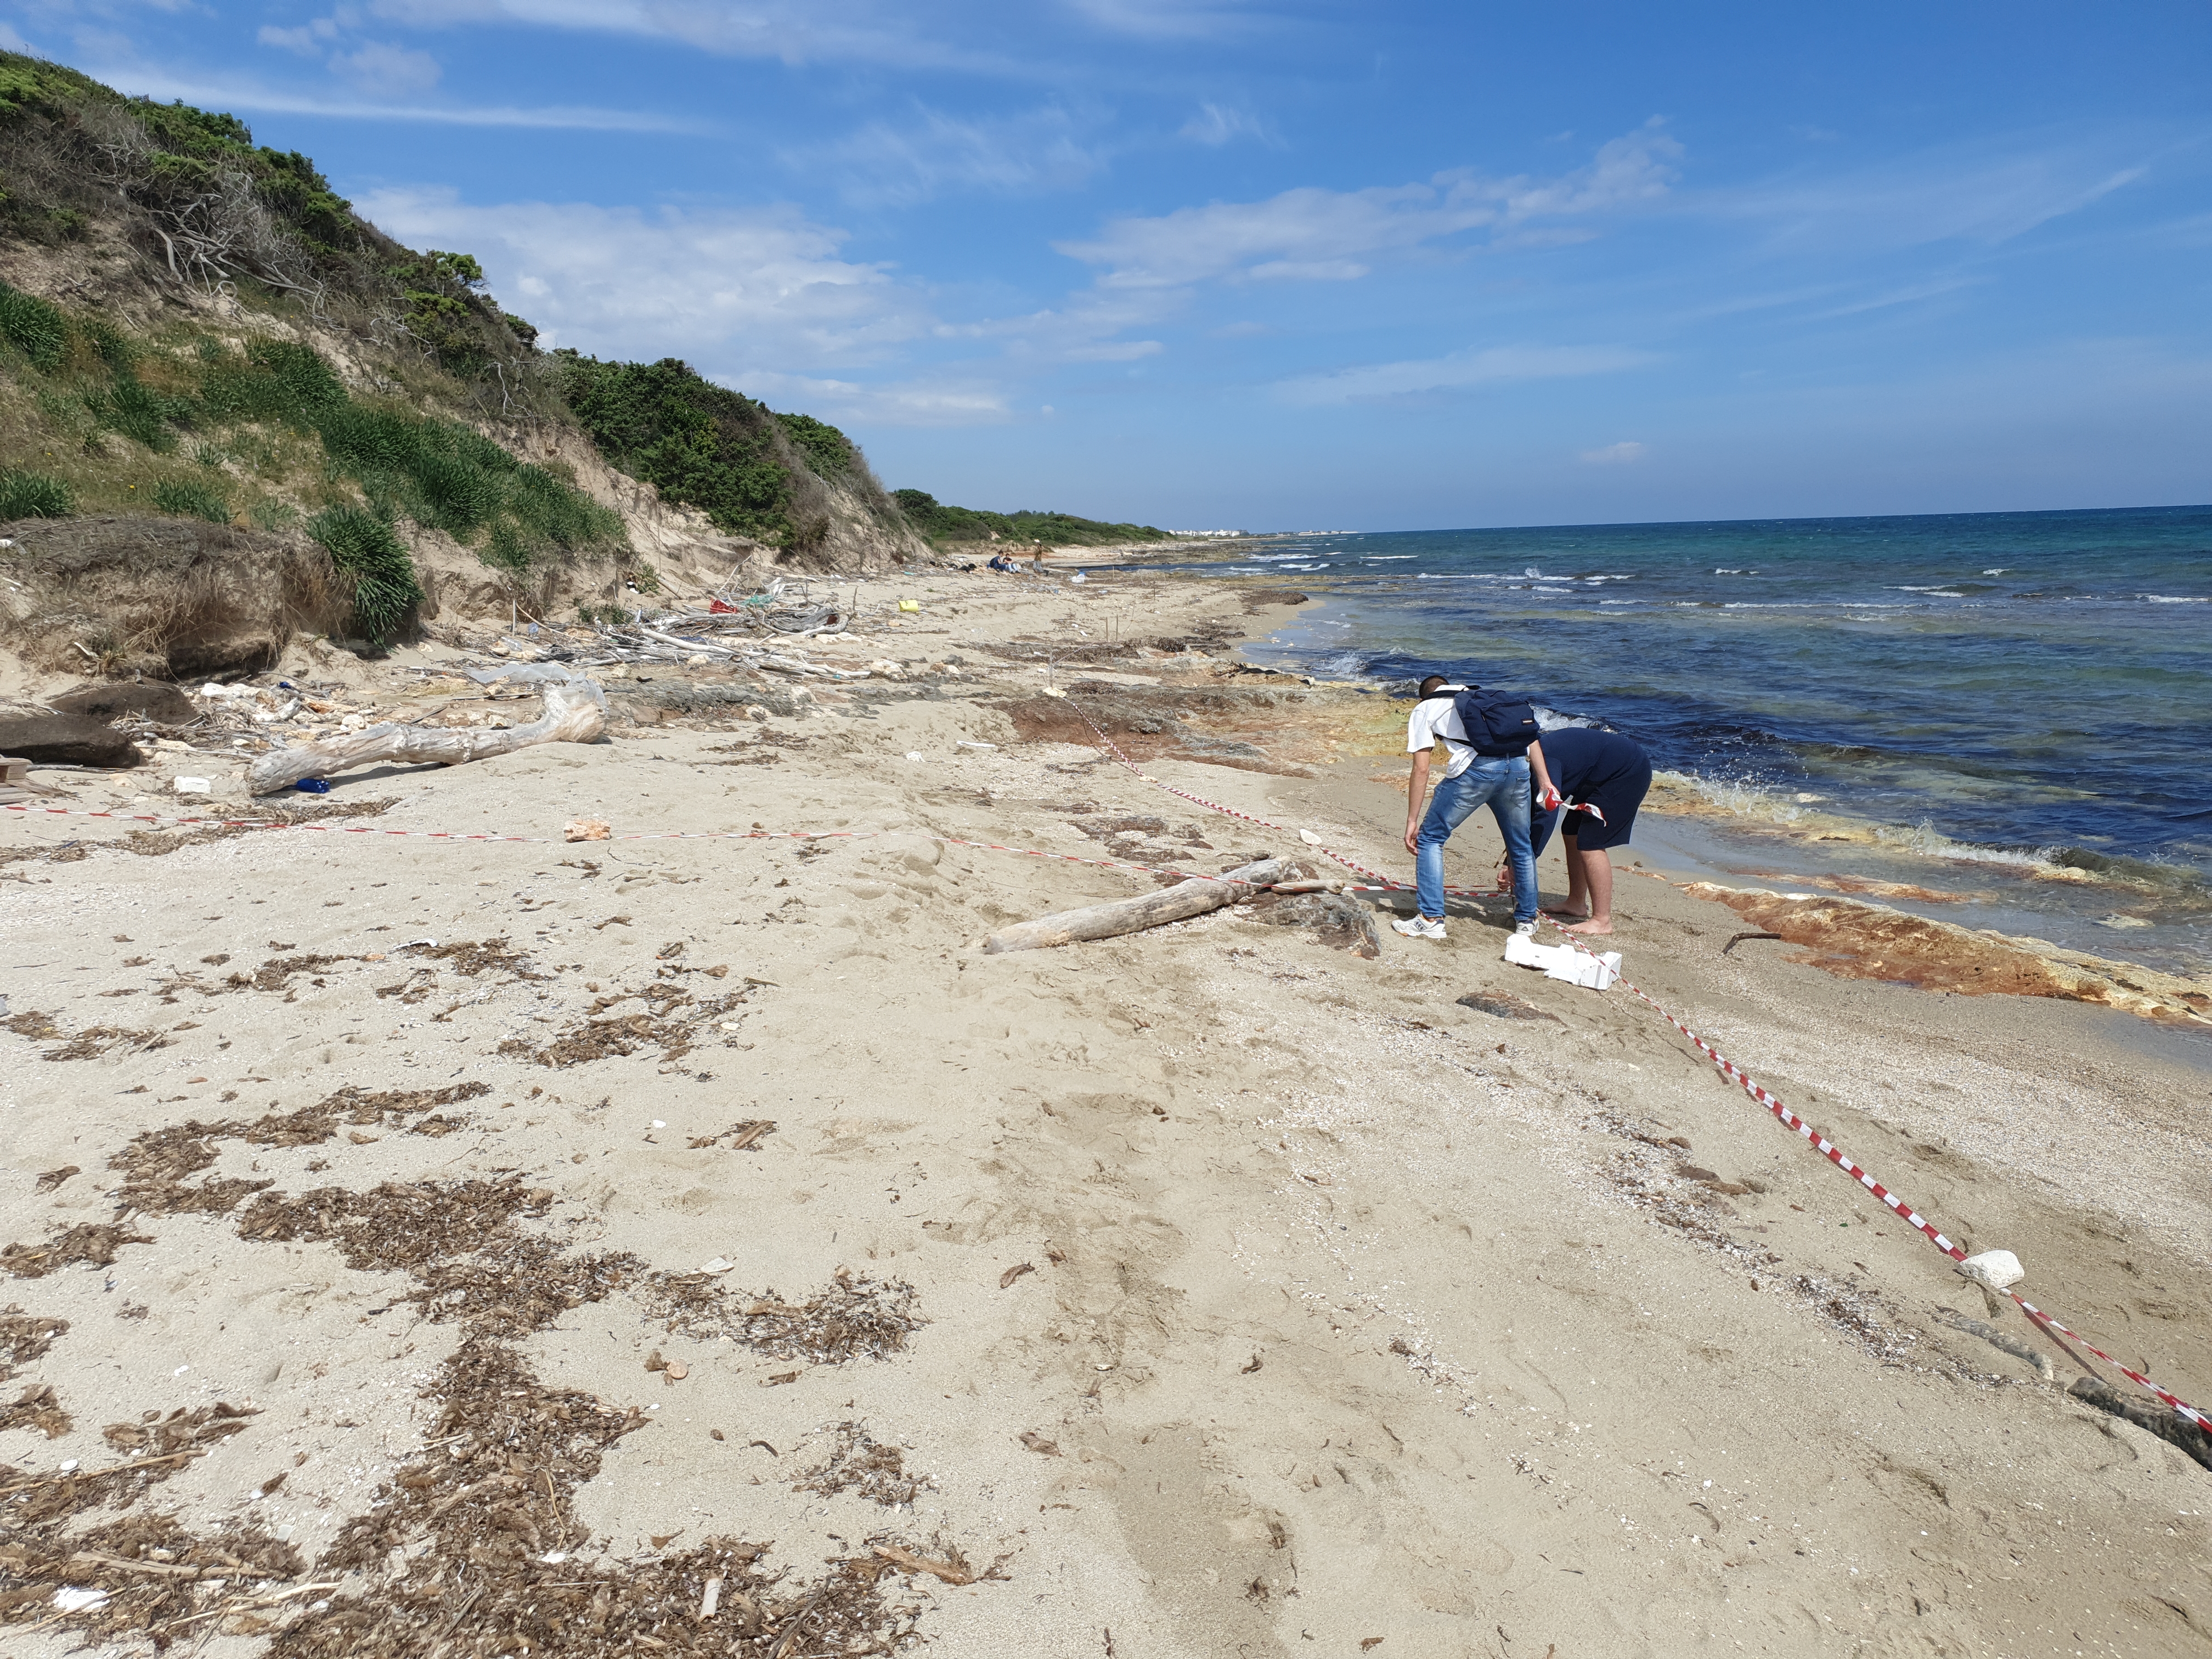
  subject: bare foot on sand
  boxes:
[1561,917,1615,934]
[1541,905,1590,921]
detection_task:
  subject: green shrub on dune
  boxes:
[0,280,67,369]
[87,375,195,452]
[307,505,422,645]
[199,338,346,422]
[0,469,75,518]
[890,489,1169,550]
[152,477,230,523]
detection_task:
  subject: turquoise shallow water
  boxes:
[1121,506,2212,977]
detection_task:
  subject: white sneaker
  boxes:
[1513,921,1539,936]
[1392,915,1446,941]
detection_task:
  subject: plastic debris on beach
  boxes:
[1504,931,1621,989]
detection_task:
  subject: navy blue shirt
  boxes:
[1530,727,1653,854]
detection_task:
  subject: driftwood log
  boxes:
[984,857,1294,954]
[247,681,606,795]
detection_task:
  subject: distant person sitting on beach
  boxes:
[987,552,1017,572]
[1395,674,1544,943]
[1526,727,1654,936]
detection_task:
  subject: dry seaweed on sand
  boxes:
[686,1119,776,1151]
[1,1221,153,1279]
[227,952,353,993]
[101,1084,496,1215]
[261,1341,916,1658]
[0,1403,263,1526]
[646,1267,923,1365]
[1,1310,69,1378]
[0,1382,71,1438]
[100,1402,256,1456]
[0,1511,306,1641]
[246,1081,493,1146]
[524,987,752,1068]
[0,799,397,870]
[398,935,544,979]
[794,1423,929,1508]
[4,1006,169,1060]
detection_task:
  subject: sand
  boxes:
[4,565,2210,1657]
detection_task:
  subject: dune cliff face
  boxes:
[0,50,929,656]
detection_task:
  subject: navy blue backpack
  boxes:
[1428,686,1539,757]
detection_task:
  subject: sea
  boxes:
[1116,506,2212,981]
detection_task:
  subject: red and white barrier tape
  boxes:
[1553,932,2208,1430]
[1062,699,2210,1433]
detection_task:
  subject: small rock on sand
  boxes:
[1455,990,1562,1023]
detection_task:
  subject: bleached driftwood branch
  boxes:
[984,857,1293,954]
[247,681,605,795]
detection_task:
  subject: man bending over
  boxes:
[1396,674,1545,943]
[1526,726,1654,936]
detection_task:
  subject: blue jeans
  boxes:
[1417,756,1537,924]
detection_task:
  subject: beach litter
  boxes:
[1504,930,1621,989]
[1956,1249,2025,1291]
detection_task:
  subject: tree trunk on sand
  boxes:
[984,857,1294,954]
[246,682,606,795]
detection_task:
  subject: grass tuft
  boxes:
[0,280,67,370]
[0,470,76,518]
[152,477,231,523]
[307,505,423,645]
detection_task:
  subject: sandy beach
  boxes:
[5,562,2211,1658]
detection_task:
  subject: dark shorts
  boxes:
[1531,755,1652,856]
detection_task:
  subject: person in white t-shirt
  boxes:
[1395,674,1555,942]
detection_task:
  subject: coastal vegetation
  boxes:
[0,47,1163,638]
[889,488,1170,550]
[552,352,899,554]
[0,277,619,637]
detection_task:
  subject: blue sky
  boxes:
[6,1,2210,529]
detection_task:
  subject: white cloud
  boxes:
[1580,440,1646,464]
[1180,102,1274,146]
[1708,143,2150,251]
[331,40,442,97]
[1062,0,1272,40]
[1058,338,1163,361]
[361,0,1022,74]
[730,370,1012,427]
[786,104,1108,207]
[1804,275,1983,320]
[1056,122,1680,288]
[1275,343,1659,405]
[85,65,708,131]
[0,21,29,51]
[353,187,935,372]
[258,20,336,53]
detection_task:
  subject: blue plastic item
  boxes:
[295,778,330,794]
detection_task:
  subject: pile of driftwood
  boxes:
[247,680,608,794]
[567,578,888,668]
[986,856,1380,958]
